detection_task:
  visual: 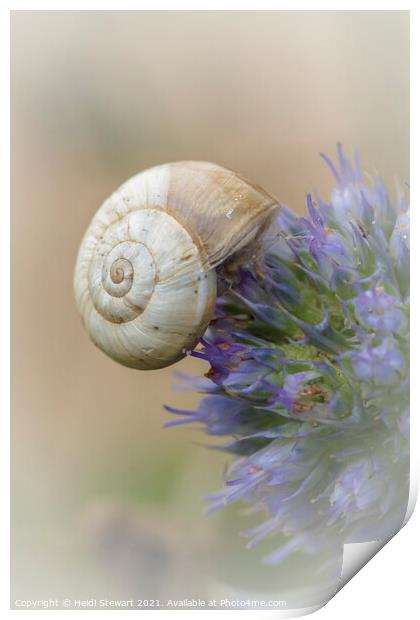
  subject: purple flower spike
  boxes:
[166,147,409,572]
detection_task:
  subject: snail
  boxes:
[74,161,279,370]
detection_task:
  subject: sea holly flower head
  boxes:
[165,146,409,571]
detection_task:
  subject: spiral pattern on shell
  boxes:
[74,162,278,370]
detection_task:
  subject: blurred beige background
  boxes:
[11,10,409,604]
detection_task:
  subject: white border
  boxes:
[2,1,416,10]
[3,4,417,618]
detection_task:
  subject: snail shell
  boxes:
[74,162,278,370]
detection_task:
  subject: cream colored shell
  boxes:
[74,161,278,369]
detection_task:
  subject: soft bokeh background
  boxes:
[11,10,409,605]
